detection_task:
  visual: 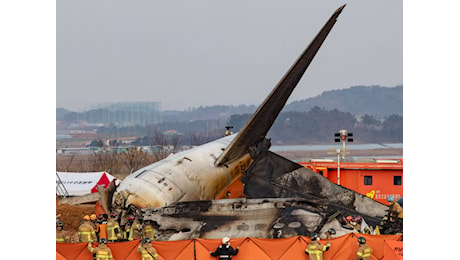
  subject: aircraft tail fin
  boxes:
[216,4,346,166]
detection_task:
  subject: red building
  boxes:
[298,159,403,205]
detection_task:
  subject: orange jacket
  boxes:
[97,221,108,240]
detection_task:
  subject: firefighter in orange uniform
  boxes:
[56,221,70,243]
[97,214,108,241]
[305,233,330,260]
[356,237,373,260]
[87,238,114,260]
[78,215,97,242]
[137,237,159,260]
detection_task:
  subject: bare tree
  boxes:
[90,149,123,174]
[122,147,150,174]
[169,134,181,153]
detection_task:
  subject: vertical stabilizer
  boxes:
[216,5,346,166]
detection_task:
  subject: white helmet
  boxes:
[222,237,230,244]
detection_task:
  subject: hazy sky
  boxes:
[57,1,402,111]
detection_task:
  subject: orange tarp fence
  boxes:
[383,240,403,260]
[56,234,402,260]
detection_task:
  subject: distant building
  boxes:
[79,102,162,127]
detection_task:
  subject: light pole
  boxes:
[336,148,341,185]
[333,130,353,185]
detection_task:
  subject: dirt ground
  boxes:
[56,200,98,243]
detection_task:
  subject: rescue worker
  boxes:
[123,214,135,240]
[342,215,354,230]
[56,221,70,243]
[137,237,159,260]
[376,216,389,234]
[78,215,97,242]
[210,237,239,259]
[142,220,155,240]
[107,212,122,242]
[87,238,114,260]
[350,218,360,233]
[352,216,371,234]
[386,196,403,233]
[324,228,336,239]
[356,236,373,260]
[129,217,143,241]
[387,196,403,223]
[97,214,108,241]
[305,233,331,260]
[90,214,98,229]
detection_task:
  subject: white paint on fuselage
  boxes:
[116,134,249,208]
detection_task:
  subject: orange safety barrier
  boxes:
[383,240,403,260]
[56,233,402,260]
[56,251,66,260]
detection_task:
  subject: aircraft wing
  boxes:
[216,4,346,166]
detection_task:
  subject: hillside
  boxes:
[57,85,402,122]
[161,85,402,121]
[286,85,402,117]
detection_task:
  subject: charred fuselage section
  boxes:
[142,198,332,241]
[134,149,389,241]
[243,150,388,220]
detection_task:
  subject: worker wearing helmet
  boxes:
[210,237,239,259]
[78,215,97,242]
[90,214,98,228]
[356,236,373,260]
[387,196,403,232]
[123,214,135,240]
[107,212,121,242]
[387,196,403,218]
[137,237,159,260]
[324,228,336,239]
[56,221,70,243]
[342,215,354,230]
[142,220,155,241]
[305,233,331,260]
[129,217,143,241]
[97,214,108,242]
[87,238,114,260]
[90,214,99,239]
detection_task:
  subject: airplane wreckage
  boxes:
[97,5,398,241]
